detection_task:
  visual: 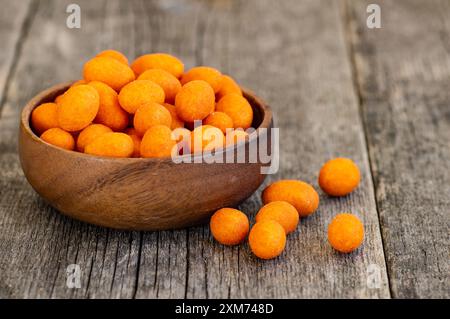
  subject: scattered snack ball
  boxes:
[225,129,248,147]
[133,102,172,137]
[76,124,112,152]
[118,80,165,114]
[140,125,176,158]
[255,201,299,235]
[216,75,242,100]
[181,66,223,93]
[210,208,249,246]
[31,102,58,135]
[131,53,184,78]
[88,81,129,131]
[56,84,99,132]
[249,220,286,260]
[40,128,75,151]
[163,103,184,129]
[190,125,224,153]
[125,128,142,158]
[83,56,135,91]
[319,158,361,196]
[175,80,215,122]
[137,69,181,103]
[262,180,319,217]
[204,112,234,134]
[216,93,253,129]
[96,49,129,65]
[84,132,134,158]
[328,213,364,253]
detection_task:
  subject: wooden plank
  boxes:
[177,0,389,299]
[0,0,32,112]
[0,0,389,298]
[347,0,450,298]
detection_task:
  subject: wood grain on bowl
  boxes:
[18,83,273,230]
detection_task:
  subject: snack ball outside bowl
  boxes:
[328,213,364,253]
[319,158,361,196]
[210,208,250,246]
[255,201,299,235]
[249,220,286,260]
[262,180,320,217]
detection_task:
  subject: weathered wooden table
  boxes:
[0,0,448,299]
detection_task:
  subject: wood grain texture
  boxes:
[0,0,391,298]
[347,0,450,298]
[0,0,32,113]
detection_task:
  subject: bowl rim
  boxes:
[21,82,273,162]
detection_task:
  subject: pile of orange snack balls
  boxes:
[210,158,364,259]
[32,50,253,158]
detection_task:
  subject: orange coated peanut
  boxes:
[319,158,361,196]
[181,66,223,94]
[210,208,249,246]
[31,102,59,135]
[88,81,129,131]
[216,93,253,129]
[203,112,234,134]
[137,69,181,103]
[40,128,75,151]
[249,220,286,260]
[175,80,215,122]
[118,80,165,114]
[133,102,172,137]
[262,180,319,217]
[140,125,176,158]
[255,201,299,235]
[96,49,129,65]
[163,103,184,129]
[84,132,134,158]
[83,57,135,92]
[131,53,184,78]
[216,75,242,100]
[328,213,364,253]
[56,84,99,132]
[76,124,112,152]
[125,128,142,158]
[190,125,224,153]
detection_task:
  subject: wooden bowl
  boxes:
[18,83,273,230]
